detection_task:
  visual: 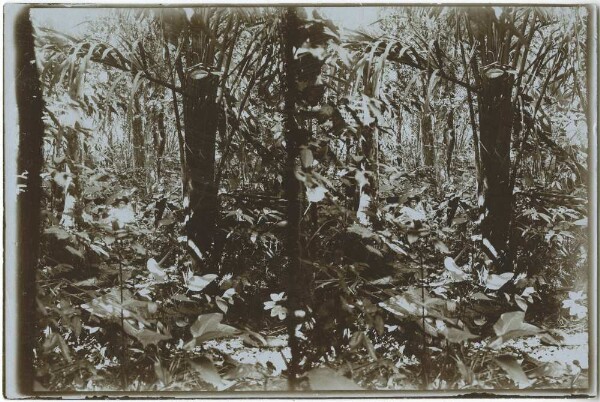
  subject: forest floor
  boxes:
[194,321,589,392]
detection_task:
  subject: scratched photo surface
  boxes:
[5,4,595,396]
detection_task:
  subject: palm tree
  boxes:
[36,7,282,270]
[348,6,585,271]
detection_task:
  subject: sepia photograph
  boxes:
[3,3,597,397]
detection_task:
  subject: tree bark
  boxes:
[420,110,434,167]
[477,73,514,270]
[15,6,44,394]
[132,95,145,169]
[359,125,381,228]
[155,111,166,178]
[420,73,435,167]
[183,74,219,261]
[443,107,456,176]
[282,7,306,390]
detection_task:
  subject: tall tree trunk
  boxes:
[359,125,381,228]
[155,111,166,178]
[477,73,514,270]
[420,112,434,167]
[282,7,306,390]
[183,75,219,261]
[443,107,456,176]
[396,107,403,149]
[421,73,435,168]
[15,6,44,394]
[132,95,145,169]
[439,81,456,177]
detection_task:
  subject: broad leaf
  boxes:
[306,186,327,203]
[400,206,425,221]
[187,274,218,292]
[147,258,167,281]
[190,69,209,80]
[485,68,505,79]
[190,356,233,391]
[190,313,222,338]
[444,327,478,343]
[485,272,513,290]
[434,239,450,254]
[471,292,492,301]
[529,362,569,378]
[514,294,528,311]
[493,311,538,336]
[215,296,228,313]
[299,147,313,168]
[44,226,70,240]
[488,328,541,349]
[444,257,469,281]
[65,245,84,259]
[493,355,533,388]
[347,224,375,239]
[123,321,171,348]
[307,368,363,390]
[90,243,109,258]
[196,323,239,343]
[379,294,422,318]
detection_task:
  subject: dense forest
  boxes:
[13,5,593,393]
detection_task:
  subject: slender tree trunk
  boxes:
[477,73,514,270]
[15,7,44,394]
[360,125,381,228]
[421,72,435,168]
[132,95,145,169]
[282,7,305,390]
[396,107,403,150]
[163,41,187,195]
[466,87,482,194]
[60,127,84,228]
[420,110,434,167]
[443,108,456,176]
[156,111,166,178]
